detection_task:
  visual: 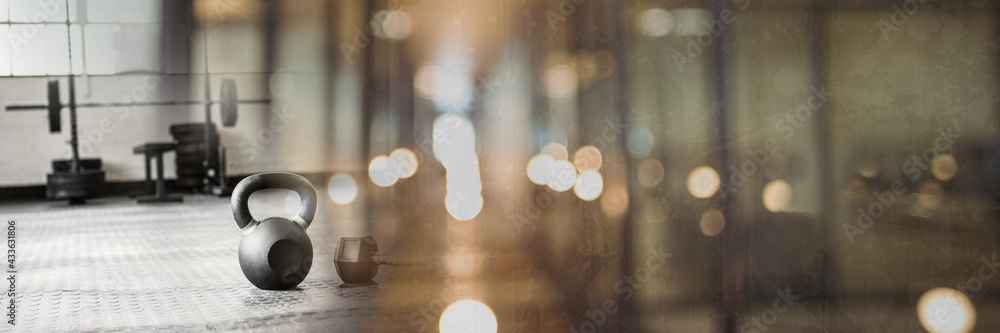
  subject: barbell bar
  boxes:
[5,78,270,132]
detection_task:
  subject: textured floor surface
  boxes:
[8,189,992,332]
[0,193,381,332]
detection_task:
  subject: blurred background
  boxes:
[0,0,999,332]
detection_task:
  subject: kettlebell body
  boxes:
[232,173,318,290]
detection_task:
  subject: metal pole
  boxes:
[201,11,214,184]
[609,0,634,330]
[5,98,270,111]
[155,152,166,198]
[64,0,79,172]
[708,0,742,331]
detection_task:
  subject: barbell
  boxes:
[5,78,269,133]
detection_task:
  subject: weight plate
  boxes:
[176,154,216,166]
[176,143,209,155]
[173,131,219,145]
[220,79,238,127]
[176,146,218,156]
[177,166,208,177]
[46,170,105,200]
[175,151,218,164]
[169,123,216,136]
[176,162,207,170]
[173,133,218,144]
[48,79,61,133]
[52,158,102,172]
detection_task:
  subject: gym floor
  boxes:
[2,190,572,332]
[3,192,380,332]
[14,191,1000,332]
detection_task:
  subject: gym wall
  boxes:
[0,0,364,187]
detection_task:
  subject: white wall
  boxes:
[0,0,346,186]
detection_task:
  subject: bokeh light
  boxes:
[445,193,483,221]
[931,154,958,181]
[368,155,399,187]
[699,209,725,237]
[762,179,792,212]
[626,127,655,157]
[600,184,629,218]
[637,158,664,187]
[433,113,477,167]
[687,166,721,199]
[414,65,436,99]
[547,160,577,192]
[527,154,555,185]
[327,173,358,205]
[432,48,474,113]
[439,299,498,333]
[378,10,412,40]
[917,287,975,333]
[639,8,674,37]
[446,166,483,197]
[434,113,483,221]
[574,170,604,201]
[543,64,578,99]
[390,148,419,179]
[573,145,603,171]
[857,158,880,178]
[541,142,569,161]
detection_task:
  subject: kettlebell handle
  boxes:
[232,172,318,230]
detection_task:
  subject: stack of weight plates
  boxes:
[47,170,105,202]
[46,157,105,203]
[170,123,219,189]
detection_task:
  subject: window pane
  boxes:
[84,23,159,74]
[9,0,76,23]
[11,24,82,75]
[87,0,160,23]
[0,0,9,22]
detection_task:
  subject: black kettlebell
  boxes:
[232,172,317,290]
